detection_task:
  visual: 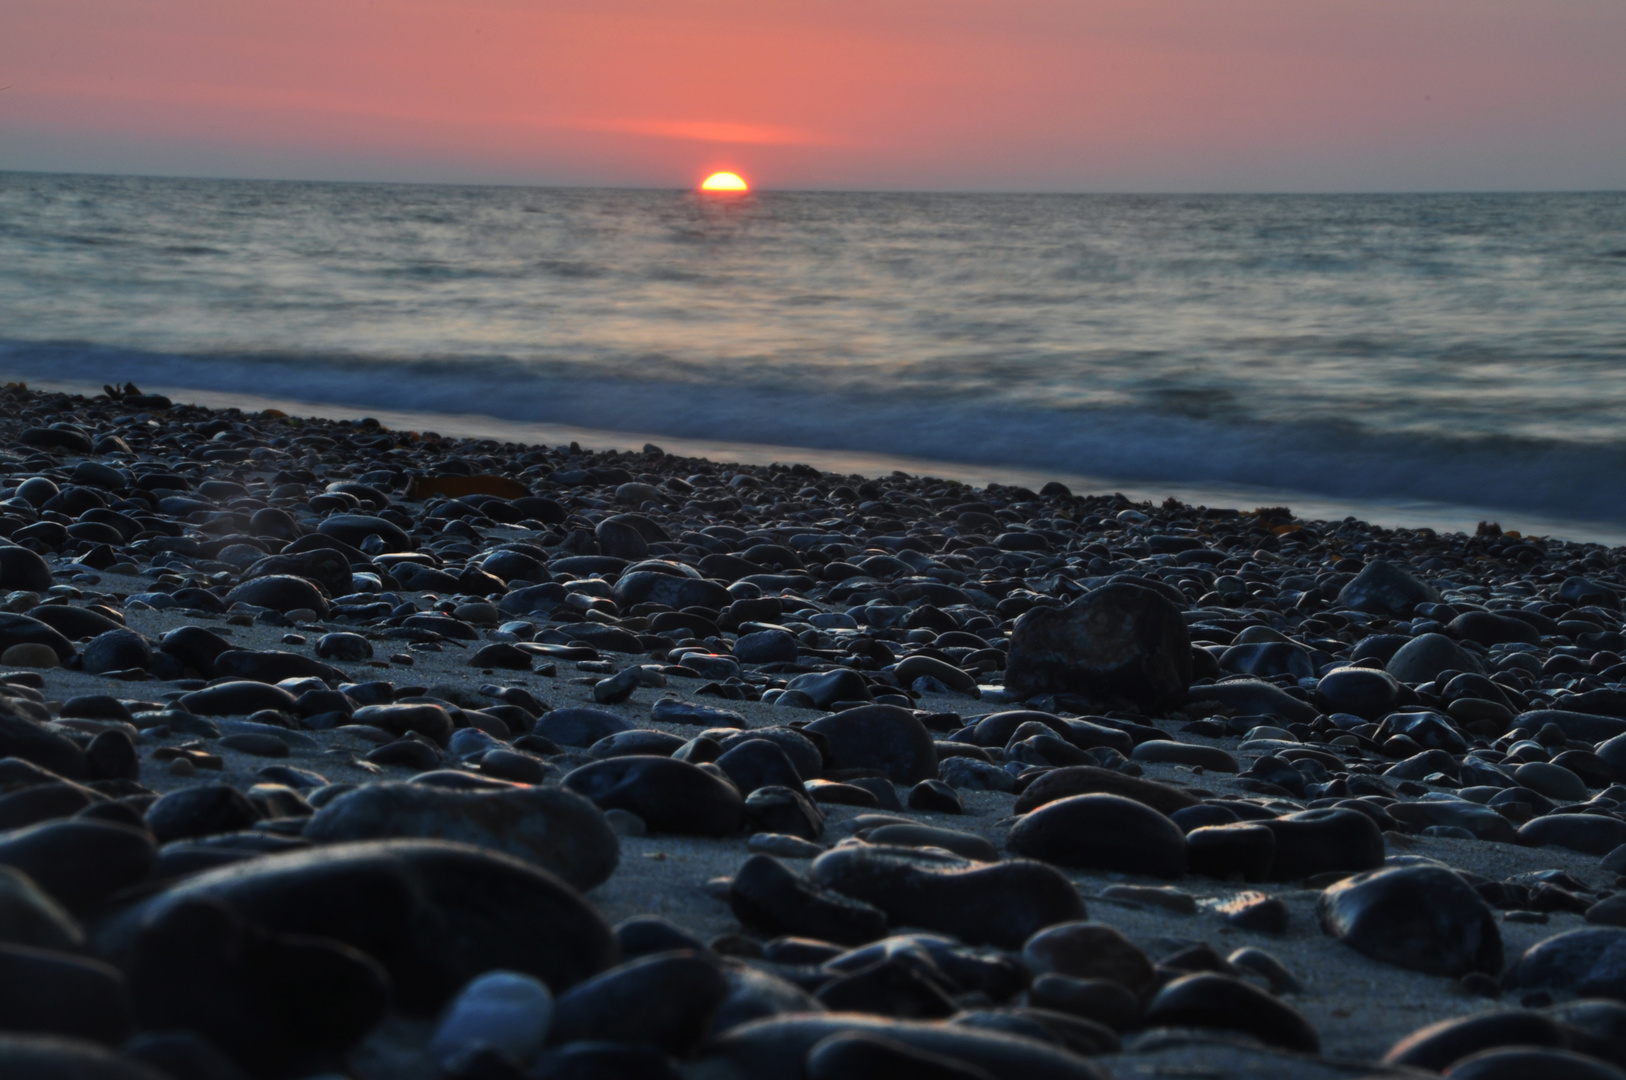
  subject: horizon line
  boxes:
[3,166,1623,200]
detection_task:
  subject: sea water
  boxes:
[2,172,1623,537]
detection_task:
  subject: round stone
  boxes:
[805,705,939,785]
[548,951,729,1055]
[1512,762,1589,802]
[0,644,56,669]
[430,970,553,1068]
[1315,667,1401,720]
[1318,865,1502,977]
[1259,808,1385,881]
[317,633,373,661]
[810,844,1086,950]
[304,782,619,890]
[1383,1010,1573,1071]
[1022,922,1156,999]
[1006,794,1187,879]
[1144,972,1319,1053]
[1518,813,1626,856]
[1509,927,1626,999]
[1186,824,1276,882]
[563,756,744,836]
[1444,1048,1626,1080]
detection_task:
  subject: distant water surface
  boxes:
[2,173,1624,535]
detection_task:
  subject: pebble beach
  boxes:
[5,381,1626,1079]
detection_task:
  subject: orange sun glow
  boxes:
[700,171,749,192]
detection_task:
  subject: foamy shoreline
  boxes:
[11,373,1625,548]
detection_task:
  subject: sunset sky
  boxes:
[3,0,1623,191]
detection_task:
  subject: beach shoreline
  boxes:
[11,373,1626,549]
[3,381,1626,1078]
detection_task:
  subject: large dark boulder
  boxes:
[1003,584,1190,712]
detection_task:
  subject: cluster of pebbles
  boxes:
[5,383,1626,1079]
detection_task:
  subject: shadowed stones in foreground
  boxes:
[129,896,389,1078]
[302,782,620,890]
[1003,583,1192,712]
[692,1013,1111,1080]
[90,839,616,1014]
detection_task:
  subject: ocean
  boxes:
[2,171,1624,540]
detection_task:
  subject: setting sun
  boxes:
[700,171,749,193]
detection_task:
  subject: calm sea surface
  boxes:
[2,173,1624,534]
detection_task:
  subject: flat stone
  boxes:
[533,707,635,748]
[811,843,1085,950]
[692,1013,1111,1080]
[563,756,744,836]
[1013,765,1199,816]
[1519,813,1626,856]
[304,782,618,890]
[1131,740,1239,772]
[729,853,888,945]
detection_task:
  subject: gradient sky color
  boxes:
[3,0,1624,191]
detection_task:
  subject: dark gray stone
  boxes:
[1004,584,1191,712]
[1387,633,1483,684]
[534,708,635,748]
[1144,972,1319,1053]
[90,840,616,1012]
[563,757,744,836]
[225,575,330,618]
[1318,865,1502,977]
[303,782,618,890]
[1259,808,1385,881]
[1006,794,1186,878]
[1336,560,1439,617]
[805,705,937,785]
[549,951,729,1056]
[810,844,1085,950]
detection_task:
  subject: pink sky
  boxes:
[3,0,1623,190]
